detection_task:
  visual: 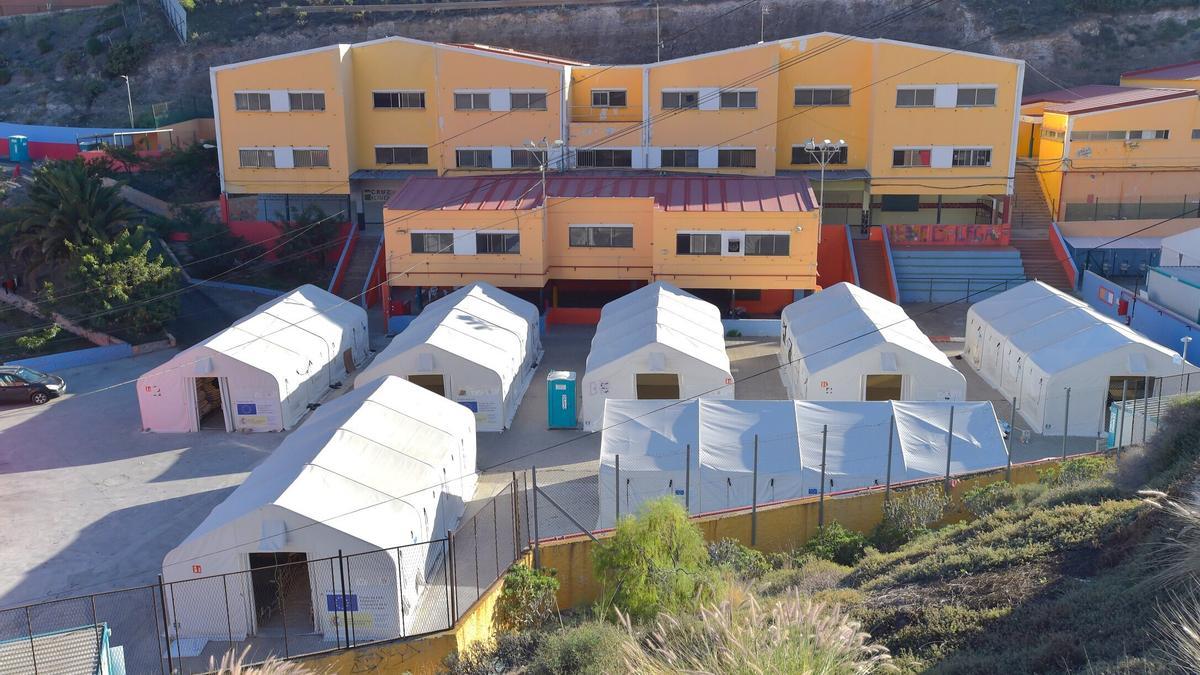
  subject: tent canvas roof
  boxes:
[587,283,730,374]
[174,377,473,552]
[968,281,1067,324]
[1162,228,1200,256]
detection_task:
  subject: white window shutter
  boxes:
[492,147,512,169]
[647,147,662,169]
[453,232,476,256]
[698,87,720,111]
[930,146,953,168]
[549,145,567,170]
[269,90,290,112]
[630,149,646,169]
[933,85,957,108]
[698,147,719,168]
[490,89,511,112]
[273,147,295,168]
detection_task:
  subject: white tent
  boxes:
[966,281,1188,436]
[355,282,542,431]
[1161,228,1200,267]
[779,283,966,401]
[581,282,733,431]
[137,285,368,433]
[596,398,1008,528]
[162,376,477,642]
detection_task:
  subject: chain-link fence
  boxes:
[1064,196,1200,222]
[449,477,527,622]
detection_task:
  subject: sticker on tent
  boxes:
[674,489,685,496]
[326,594,359,612]
[236,403,257,415]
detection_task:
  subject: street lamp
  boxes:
[524,137,564,241]
[120,75,134,129]
[1181,336,1193,393]
[804,138,845,230]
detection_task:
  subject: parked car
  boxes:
[0,366,66,405]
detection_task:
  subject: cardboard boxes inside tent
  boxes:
[779,283,966,401]
[965,281,1191,436]
[597,398,1009,528]
[581,282,734,431]
[136,285,369,432]
[162,376,477,642]
[355,282,542,431]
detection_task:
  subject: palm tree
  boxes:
[2,158,139,276]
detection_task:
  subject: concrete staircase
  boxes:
[1010,162,1074,292]
[892,248,1026,303]
[337,230,381,302]
[1010,239,1073,292]
[852,238,895,301]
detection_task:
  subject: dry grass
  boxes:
[208,647,324,675]
[1154,589,1200,671]
[1139,490,1200,590]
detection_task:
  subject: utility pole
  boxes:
[656,1,662,62]
[524,138,563,244]
[760,1,768,42]
[120,75,135,129]
[805,138,846,228]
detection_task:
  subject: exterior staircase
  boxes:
[852,238,894,301]
[1010,162,1074,293]
[337,229,381,303]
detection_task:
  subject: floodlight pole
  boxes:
[120,75,134,129]
[805,138,846,230]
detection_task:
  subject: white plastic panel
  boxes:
[452,232,476,256]
[930,146,953,169]
[492,147,512,169]
[933,85,957,108]
[272,147,295,169]
[490,89,511,112]
[698,87,720,111]
[268,90,290,112]
[698,147,719,168]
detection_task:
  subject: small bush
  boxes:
[494,563,559,632]
[1039,455,1113,487]
[85,37,105,56]
[36,37,53,54]
[708,538,770,580]
[443,631,542,675]
[802,522,868,565]
[872,486,948,552]
[963,481,1016,517]
[527,622,629,675]
[102,38,149,78]
[759,558,851,597]
[1030,480,1123,508]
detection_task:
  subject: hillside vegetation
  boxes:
[1,0,1200,127]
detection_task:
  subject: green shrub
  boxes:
[708,538,770,580]
[592,497,716,622]
[759,558,850,597]
[85,36,105,56]
[872,485,948,552]
[0,68,10,86]
[802,522,868,565]
[1031,480,1123,508]
[527,622,630,675]
[443,630,542,675]
[102,38,149,78]
[60,50,84,71]
[36,37,53,54]
[1038,455,1113,486]
[962,481,1016,517]
[494,563,559,632]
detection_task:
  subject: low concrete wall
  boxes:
[722,318,780,337]
[8,343,132,370]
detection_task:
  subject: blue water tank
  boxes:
[547,370,577,429]
[8,135,28,163]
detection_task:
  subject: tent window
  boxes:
[409,374,447,397]
[864,374,903,401]
[636,373,680,399]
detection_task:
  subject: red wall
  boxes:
[0,138,80,161]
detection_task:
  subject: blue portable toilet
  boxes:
[547,370,577,429]
[8,135,29,162]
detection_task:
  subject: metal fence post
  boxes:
[472,516,480,596]
[397,547,407,638]
[615,454,621,522]
[279,560,290,658]
[884,414,895,507]
[1117,380,1128,460]
[531,467,541,569]
[522,471,533,551]
[1142,376,1150,444]
[493,496,501,578]
[337,550,350,648]
[684,444,692,514]
[928,277,934,302]
[442,539,452,629]
[157,575,173,675]
[943,407,956,495]
[446,530,457,621]
[511,472,520,560]
[751,434,759,546]
[1006,397,1016,481]
[222,575,233,649]
[25,606,38,675]
[1062,387,1071,460]
[329,559,340,650]
[818,425,828,528]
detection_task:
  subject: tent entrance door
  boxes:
[194,377,231,431]
[636,373,680,399]
[1105,376,1153,429]
[864,374,903,401]
[409,374,447,396]
[248,552,315,637]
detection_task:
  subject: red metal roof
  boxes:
[1122,59,1200,81]
[1021,84,1129,106]
[385,173,817,212]
[449,43,586,66]
[1042,87,1195,115]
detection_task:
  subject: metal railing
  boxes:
[898,277,1026,303]
[1064,196,1200,222]
[157,0,187,43]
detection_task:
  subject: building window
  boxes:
[575,149,633,168]
[881,195,920,212]
[720,90,757,109]
[676,232,721,255]
[288,92,325,111]
[234,92,271,111]
[794,87,850,106]
[511,91,548,110]
[892,149,931,167]
[375,146,428,165]
[1070,130,1131,142]
[476,232,520,254]
[511,149,546,169]
[456,149,493,168]
[411,232,454,254]
[745,233,789,256]
[1128,129,1169,140]
[661,149,699,168]
[951,148,991,167]
[373,91,425,109]
[1041,128,1065,141]
[569,225,633,248]
[896,87,935,108]
[662,90,700,109]
[292,148,330,168]
[718,149,756,168]
[237,148,275,168]
[454,92,491,110]
[1193,129,1200,140]
[791,146,848,165]
[955,87,996,107]
[591,89,627,107]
